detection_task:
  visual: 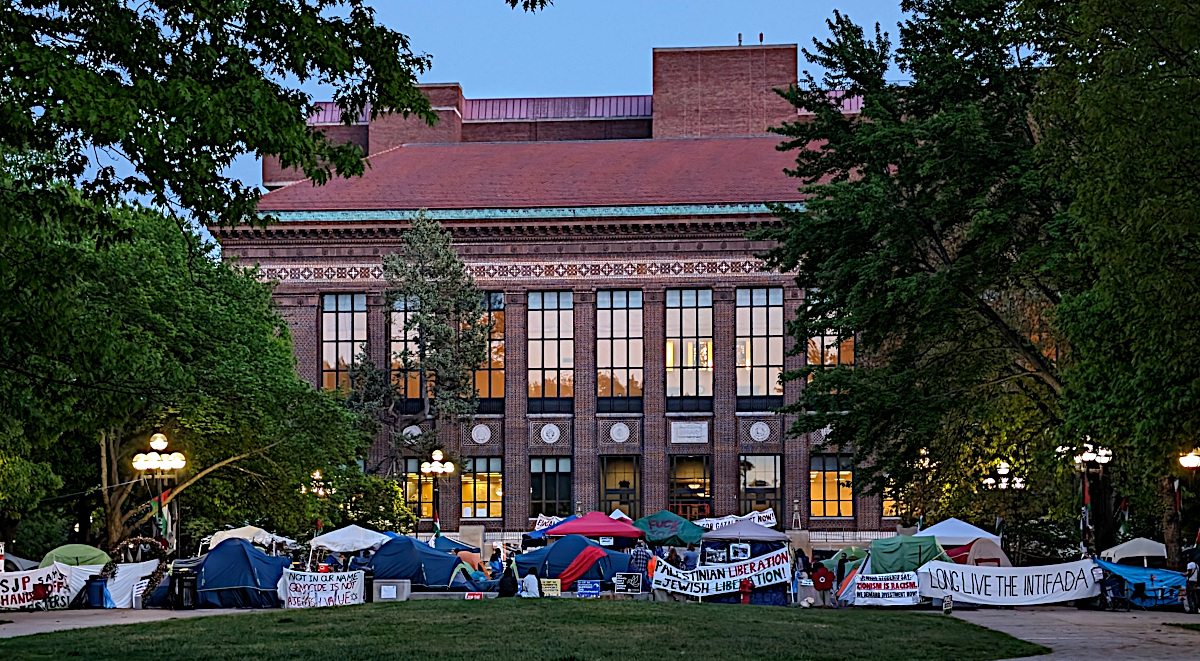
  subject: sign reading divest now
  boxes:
[855,572,920,606]
[278,570,364,608]
[653,548,791,597]
[919,560,1099,606]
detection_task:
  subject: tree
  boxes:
[348,212,490,468]
[757,1,1079,532]
[1031,0,1200,566]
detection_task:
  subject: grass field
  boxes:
[1166,622,1200,633]
[0,600,1045,661]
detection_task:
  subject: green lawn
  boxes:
[1166,622,1200,633]
[0,600,1047,661]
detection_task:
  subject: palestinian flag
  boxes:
[433,509,441,538]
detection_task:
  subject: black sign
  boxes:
[614,572,642,594]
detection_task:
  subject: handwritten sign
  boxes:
[694,508,777,530]
[576,580,601,598]
[599,537,614,547]
[653,548,792,597]
[855,572,920,606]
[0,563,73,610]
[278,570,364,608]
[540,578,561,597]
[614,573,642,594]
[919,560,1099,606]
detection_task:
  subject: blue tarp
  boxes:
[524,515,578,541]
[370,536,471,588]
[515,535,631,587]
[432,536,481,554]
[195,539,291,608]
[1095,559,1187,608]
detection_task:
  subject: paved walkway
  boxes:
[0,608,250,639]
[956,606,1200,660]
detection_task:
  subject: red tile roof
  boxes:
[257,136,807,212]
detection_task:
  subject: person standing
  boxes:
[629,540,653,586]
[666,548,683,569]
[683,544,699,571]
[519,568,541,598]
[1186,555,1199,614]
[835,553,848,590]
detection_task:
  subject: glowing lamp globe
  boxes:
[1180,452,1200,470]
[149,433,169,451]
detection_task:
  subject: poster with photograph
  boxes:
[729,543,751,561]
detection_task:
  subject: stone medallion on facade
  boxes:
[460,419,502,449]
[598,418,642,449]
[530,420,571,448]
[738,417,780,444]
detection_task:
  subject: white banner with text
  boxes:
[278,570,364,608]
[653,547,791,597]
[694,509,777,530]
[918,560,1099,606]
[854,572,920,606]
[0,563,74,610]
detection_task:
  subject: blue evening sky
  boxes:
[224,0,906,189]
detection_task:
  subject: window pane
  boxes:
[598,291,611,308]
[560,310,574,338]
[666,290,680,307]
[529,292,542,309]
[597,310,612,338]
[629,339,643,368]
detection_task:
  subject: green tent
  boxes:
[632,510,705,547]
[820,546,868,573]
[868,535,951,573]
[39,544,111,568]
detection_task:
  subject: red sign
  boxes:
[465,592,483,600]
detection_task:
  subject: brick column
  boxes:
[712,286,738,517]
[782,285,808,529]
[503,291,530,531]
[572,290,598,512]
[642,288,667,513]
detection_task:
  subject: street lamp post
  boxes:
[1059,442,1112,554]
[419,450,455,535]
[132,433,187,549]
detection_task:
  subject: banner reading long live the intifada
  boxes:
[919,560,1099,606]
[855,572,920,606]
[278,570,364,608]
[0,563,73,610]
[653,547,791,597]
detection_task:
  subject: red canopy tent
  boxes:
[545,512,645,538]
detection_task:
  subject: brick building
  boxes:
[213,44,894,541]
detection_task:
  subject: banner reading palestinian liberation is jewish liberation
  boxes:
[919,560,1099,606]
[653,547,791,597]
[278,570,364,608]
[854,572,920,606]
[0,563,73,610]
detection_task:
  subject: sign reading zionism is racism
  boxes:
[854,572,920,606]
[918,560,1099,606]
[277,570,364,608]
[653,548,791,597]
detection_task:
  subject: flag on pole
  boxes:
[433,509,441,538]
[149,489,172,537]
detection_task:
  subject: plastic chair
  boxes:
[1101,577,1130,612]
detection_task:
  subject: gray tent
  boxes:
[700,519,790,543]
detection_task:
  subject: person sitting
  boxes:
[489,550,504,578]
[498,562,519,598]
[519,568,541,598]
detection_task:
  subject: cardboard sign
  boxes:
[599,537,614,547]
[465,592,483,600]
[919,560,1100,606]
[653,548,792,597]
[855,572,920,606]
[540,578,562,597]
[576,580,602,598]
[277,570,364,608]
[380,585,397,599]
[0,563,73,610]
[614,573,643,594]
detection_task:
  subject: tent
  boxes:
[39,544,110,568]
[633,510,705,547]
[913,518,1000,547]
[946,538,1012,567]
[609,509,633,521]
[515,535,631,590]
[1096,558,1187,608]
[701,518,789,543]
[208,526,294,551]
[1101,538,1167,566]
[432,536,481,554]
[819,546,867,573]
[193,539,291,608]
[546,512,645,539]
[309,525,391,553]
[370,536,472,588]
[868,535,952,574]
[3,553,38,572]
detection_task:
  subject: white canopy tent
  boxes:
[309,525,391,553]
[208,525,295,551]
[1101,537,1167,566]
[609,509,632,522]
[913,518,1001,547]
[700,519,790,543]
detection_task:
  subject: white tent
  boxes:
[609,509,632,521]
[1101,537,1167,565]
[209,525,295,551]
[700,519,790,543]
[913,518,1000,547]
[309,525,391,552]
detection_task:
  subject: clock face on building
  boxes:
[539,424,561,444]
[749,421,772,442]
[609,422,631,443]
[471,424,492,444]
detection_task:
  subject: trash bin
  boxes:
[363,569,374,604]
[172,570,197,610]
[85,576,108,608]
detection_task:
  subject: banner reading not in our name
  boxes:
[278,570,364,608]
[918,560,1099,606]
[855,572,920,606]
[653,547,791,597]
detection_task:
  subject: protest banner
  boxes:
[540,578,561,597]
[533,514,565,531]
[694,508,776,531]
[918,560,1099,606]
[278,570,364,608]
[614,573,642,594]
[0,563,73,610]
[854,572,920,606]
[576,580,601,598]
[652,547,791,597]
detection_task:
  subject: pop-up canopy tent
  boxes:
[39,544,110,568]
[913,518,1000,547]
[700,519,789,543]
[633,510,706,547]
[1096,558,1186,608]
[515,534,631,590]
[700,519,790,606]
[609,509,633,522]
[546,512,645,539]
[432,536,480,554]
[370,536,472,589]
[309,525,391,553]
[946,538,1012,567]
[208,526,295,552]
[1101,537,1168,567]
[194,539,291,608]
[867,535,952,574]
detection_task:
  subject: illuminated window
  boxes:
[530,457,573,518]
[666,289,713,412]
[475,293,505,414]
[389,296,423,414]
[599,456,640,519]
[668,455,711,520]
[736,288,785,411]
[739,454,782,516]
[810,454,854,517]
[807,332,855,369]
[321,293,367,392]
[528,292,574,414]
[402,458,434,519]
[597,290,644,413]
[883,496,899,518]
[461,457,503,519]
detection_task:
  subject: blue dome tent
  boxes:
[515,535,631,589]
[432,536,481,554]
[194,539,291,608]
[370,536,472,589]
